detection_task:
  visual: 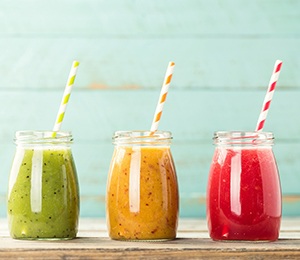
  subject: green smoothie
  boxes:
[7,146,79,239]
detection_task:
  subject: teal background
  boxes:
[0,0,300,218]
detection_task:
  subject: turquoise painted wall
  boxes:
[0,0,300,217]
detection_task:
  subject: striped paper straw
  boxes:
[150,61,175,134]
[255,60,283,132]
[52,60,80,136]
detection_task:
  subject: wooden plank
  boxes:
[0,218,300,259]
[0,0,299,35]
[0,38,298,89]
[0,247,300,260]
[0,89,296,141]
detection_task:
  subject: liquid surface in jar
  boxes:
[8,147,79,239]
[107,146,179,240]
[207,147,281,241]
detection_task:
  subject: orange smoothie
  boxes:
[106,145,179,240]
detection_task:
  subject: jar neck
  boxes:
[113,131,172,146]
[14,131,73,145]
[213,131,274,147]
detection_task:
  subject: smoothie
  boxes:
[207,147,281,241]
[8,147,79,239]
[106,146,179,240]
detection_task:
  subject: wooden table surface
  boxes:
[1,218,300,259]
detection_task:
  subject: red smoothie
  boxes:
[207,147,281,241]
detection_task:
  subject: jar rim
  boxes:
[213,131,274,145]
[113,130,172,145]
[14,130,73,144]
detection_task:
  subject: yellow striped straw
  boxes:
[52,60,79,136]
[150,61,175,135]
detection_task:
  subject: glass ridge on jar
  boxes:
[206,131,282,241]
[7,131,80,240]
[106,130,179,241]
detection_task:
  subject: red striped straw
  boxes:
[150,61,175,135]
[255,60,283,132]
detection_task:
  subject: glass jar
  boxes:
[7,131,80,240]
[106,131,179,241]
[206,131,281,241]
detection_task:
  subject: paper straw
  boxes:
[255,60,282,132]
[52,60,79,136]
[150,61,175,134]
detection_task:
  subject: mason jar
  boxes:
[106,131,179,241]
[7,131,80,240]
[206,131,281,241]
